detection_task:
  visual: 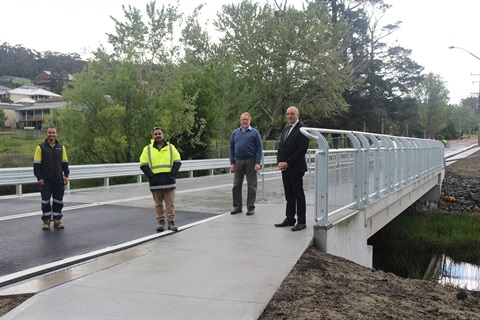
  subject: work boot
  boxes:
[168,221,178,232]
[53,219,64,229]
[42,219,51,230]
[156,220,165,232]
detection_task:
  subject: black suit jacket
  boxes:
[277,122,309,173]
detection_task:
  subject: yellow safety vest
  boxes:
[140,140,181,174]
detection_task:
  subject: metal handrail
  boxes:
[0,152,280,196]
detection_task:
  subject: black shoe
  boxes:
[231,208,242,215]
[246,208,255,216]
[274,219,295,227]
[291,223,306,231]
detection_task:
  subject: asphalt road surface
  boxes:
[0,175,236,279]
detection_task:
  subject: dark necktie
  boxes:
[284,125,292,141]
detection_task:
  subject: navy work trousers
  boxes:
[40,178,65,221]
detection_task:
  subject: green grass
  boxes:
[373,211,480,250]
[0,131,44,167]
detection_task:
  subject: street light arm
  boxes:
[449,46,480,61]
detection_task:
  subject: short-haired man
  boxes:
[140,127,182,232]
[33,127,69,230]
[229,112,263,215]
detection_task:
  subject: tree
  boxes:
[0,109,7,130]
[415,73,450,139]
[57,1,206,164]
[325,0,424,133]
[449,104,478,137]
[213,0,354,139]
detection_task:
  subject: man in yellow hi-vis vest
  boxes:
[140,127,182,232]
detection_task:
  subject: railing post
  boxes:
[300,128,329,225]
[346,132,362,209]
[261,152,267,201]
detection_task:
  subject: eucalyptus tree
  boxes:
[213,0,354,139]
[181,3,269,154]
[415,73,450,139]
[325,0,424,133]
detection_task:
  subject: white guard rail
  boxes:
[300,127,445,226]
[0,154,279,196]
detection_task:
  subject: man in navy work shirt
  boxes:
[229,112,263,215]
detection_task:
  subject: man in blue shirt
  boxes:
[229,112,263,215]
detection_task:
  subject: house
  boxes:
[15,101,67,129]
[7,86,62,104]
[1,86,65,129]
[0,85,11,101]
[0,102,24,128]
[35,71,74,87]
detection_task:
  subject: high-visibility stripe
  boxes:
[147,144,174,171]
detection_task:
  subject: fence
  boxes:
[300,127,445,226]
[0,153,281,196]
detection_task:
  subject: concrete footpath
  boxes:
[1,173,315,319]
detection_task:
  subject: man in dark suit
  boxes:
[274,106,310,231]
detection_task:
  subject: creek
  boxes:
[373,250,480,291]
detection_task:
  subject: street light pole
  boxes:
[449,46,480,146]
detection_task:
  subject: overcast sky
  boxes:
[1,0,479,104]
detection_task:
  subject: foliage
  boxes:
[325,0,424,134]
[214,0,354,138]
[0,109,7,130]
[0,42,86,93]
[415,73,450,139]
[0,131,44,167]
[449,104,478,137]
[371,210,480,252]
[2,0,478,159]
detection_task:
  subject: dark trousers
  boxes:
[281,171,306,225]
[40,179,65,221]
[232,158,257,210]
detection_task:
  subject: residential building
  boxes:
[8,86,62,104]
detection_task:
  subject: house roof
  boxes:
[14,98,37,104]
[15,101,67,111]
[8,86,62,97]
[0,102,24,110]
[36,70,75,82]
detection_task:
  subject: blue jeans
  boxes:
[40,179,65,221]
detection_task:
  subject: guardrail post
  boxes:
[16,184,22,196]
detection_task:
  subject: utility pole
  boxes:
[473,73,480,146]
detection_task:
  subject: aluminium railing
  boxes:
[300,127,445,226]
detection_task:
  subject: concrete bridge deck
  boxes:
[1,173,316,319]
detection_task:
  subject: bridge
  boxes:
[0,131,478,319]
[2,129,473,270]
